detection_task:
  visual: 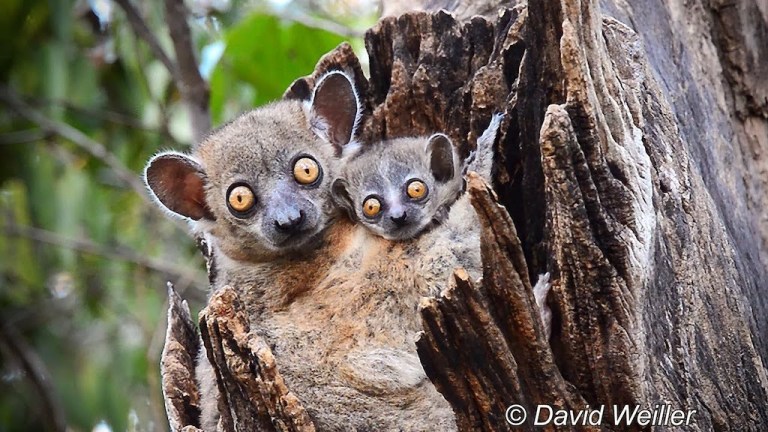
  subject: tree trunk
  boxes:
[160,1,768,430]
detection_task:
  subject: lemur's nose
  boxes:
[390,211,408,227]
[275,211,305,232]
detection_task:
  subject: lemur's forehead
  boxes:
[346,138,432,191]
[378,160,412,182]
[196,101,336,183]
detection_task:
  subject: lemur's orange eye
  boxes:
[362,197,382,218]
[406,180,428,199]
[294,157,320,185]
[227,185,255,214]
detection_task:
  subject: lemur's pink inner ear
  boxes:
[145,153,214,221]
[427,134,455,182]
[309,71,360,148]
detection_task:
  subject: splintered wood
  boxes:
[199,287,316,432]
[416,174,589,431]
[161,284,202,431]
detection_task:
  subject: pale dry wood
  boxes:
[161,284,201,431]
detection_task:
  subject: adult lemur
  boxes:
[144,71,375,430]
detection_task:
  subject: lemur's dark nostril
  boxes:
[390,211,408,227]
[275,211,305,232]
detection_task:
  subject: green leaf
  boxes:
[209,13,347,123]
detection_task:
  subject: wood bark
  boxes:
[160,1,768,430]
[161,284,202,432]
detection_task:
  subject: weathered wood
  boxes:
[534,2,768,428]
[161,283,202,431]
[422,1,768,430]
[198,286,316,432]
[600,0,768,365]
[416,173,590,431]
[381,0,516,21]
[288,8,520,156]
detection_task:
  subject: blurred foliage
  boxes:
[0,0,371,430]
[210,14,345,123]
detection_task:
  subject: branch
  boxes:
[0,86,147,198]
[114,0,210,143]
[280,10,364,38]
[113,0,178,79]
[0,129,48,145]
[32,97,179,138]
[0,85,193,232]
[1,222,207,298]
[0,320,67,432]
[163,0,210,143]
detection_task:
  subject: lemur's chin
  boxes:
[380,224,426,241]
[268,226,322,251]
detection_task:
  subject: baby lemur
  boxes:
[332,112,552,324]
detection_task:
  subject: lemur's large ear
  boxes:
[307,71,361,153]
[144,152,214,221]
[331,178,357,220]
[426,134,456,183]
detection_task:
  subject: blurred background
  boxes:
[0,0,376,430]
